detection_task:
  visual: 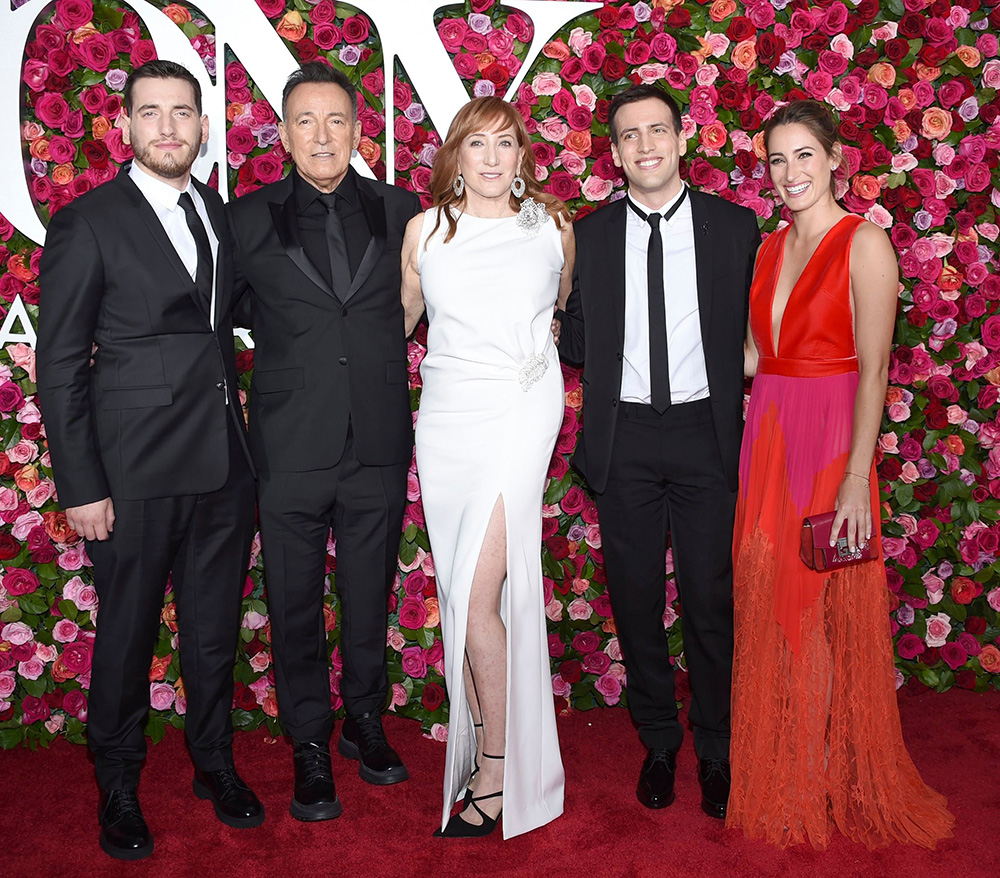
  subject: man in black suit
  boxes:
[37,60,262,860]
[558,85,760,819]
[227,63,420,821]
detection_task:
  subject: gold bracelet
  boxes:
[844,471,870,484]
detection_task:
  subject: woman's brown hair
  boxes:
[428,96,570,243]
[764,99,842,196]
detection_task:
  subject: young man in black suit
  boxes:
[227,63,421,821]
[37,60,261,860]
[558,84,760,819]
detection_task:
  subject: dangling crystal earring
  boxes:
[453,174,465,198]
[511,175,526,198]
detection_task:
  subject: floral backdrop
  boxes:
[1,0,999,749]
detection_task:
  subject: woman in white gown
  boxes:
[401,97,575,839]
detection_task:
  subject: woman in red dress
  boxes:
[727,100,954,849]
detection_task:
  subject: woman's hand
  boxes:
[830,472,871,552]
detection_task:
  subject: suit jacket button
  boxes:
[341,307,348,317]
[215,382,225,390]
[612,398,618,407]
[339,357,347,365]
[617,352,623,361]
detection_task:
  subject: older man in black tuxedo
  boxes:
[559,84,760,820]
[38,60,261,860]
[227,62,420,821]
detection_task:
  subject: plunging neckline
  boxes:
[768,216,853,356]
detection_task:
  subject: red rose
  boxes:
[310,0,337,24]
[55,0,94,30]
[62,641,93,675]
[965,616,987,637]
[897,12,924,39]
[879,457,902,480]
[227,126,255,155]
[547,536,570,560]
[559,660,582,684]
[421,682,445,712]
[560,57,585,84]
[233,683,258,712]
[35,92,69,129]
[255,0,286,19]
[235,349,254,373]
[129,39,157,69]
[0,534,20,560]
[81,139,109,169]
[2,568,38,596]
[595,5,619,27]
[252,152,284,185]
[20,695,51,725]
[566,105,592,132]
[602,54,627,82]
[546,171,580,201]
[726,17,755,42]
[62,689,88,720]
[313,23,341,51]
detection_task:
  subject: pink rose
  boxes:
[400,646,427,678]
[57,545,88,570]
[21,694,50,725]
[567,597,592,620]
[149,681,175,711]
[252,153,284,184]
[583,652,612,676]
[55,0,94,30]
[398,597,427,629]
[78,33,116,73]
[924,612,952,647]
[571,631,600,654]
[103,128,133,164]
[52,619,80,643]
[594,672,622,705]
[35,93,70,129]
[0,671,15,699]
[18,658,45,681]
[896,633,926,660]
[313,23,342,51]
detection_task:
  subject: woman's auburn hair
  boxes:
[427,96,571,244]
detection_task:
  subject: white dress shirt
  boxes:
[129,161,219,330]
[621,184,709,405]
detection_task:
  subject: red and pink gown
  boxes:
[726,215,954,849]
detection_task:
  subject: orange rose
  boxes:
[565,386,583,410]
[43,510,79,544]
[867,63,895,89]
[424,597,440,628]
[263,691,279,716]
[162,3,192,24]
[51,163,75,186]
[699,121,728,151]
[29,137,51,161]
[939,264,963,291]
[915,63,941,82]
[692,35,714,63]
[709,0,737,21]
[951,576,982,605]
[980,644,1000,674]
[161,603,178,632]
[891,120,912,144]
[72,23,99,44]
[226,102,245,123]
[956,46,981,68]
[91,115,111,140]
[476,52,497,72]
[601,617,617,635]
[885,386,905,405]
[542,39,571,61]
[276,10,307,42]
[921,107,952,140]
[323,602,337,632]
[652,0,683,11]
[564,129,592,157]
[852,175,881,200]
[985,367,1000,387]
[897,88,917,111]
[944,435,965,455]
[357,136,381,166]
[148,653,173,682]
[731,39,757,72]
[14,465,40,493]
[174,677,186,698]
[51,655,76,683]
[6,253,36,283]
[751,130,767,161]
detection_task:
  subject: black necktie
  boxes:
[177,191,213,316]
[628,188,688,414]
[318,193,353,296]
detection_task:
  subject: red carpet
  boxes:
[4,687,998,877]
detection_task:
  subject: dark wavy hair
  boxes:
[124,59,201,115]
[764,99,842,195]
[608,84,682,142]
[428,97,569,243]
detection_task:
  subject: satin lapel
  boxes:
[197,181,227,324]
[268,188,339,301]
[118,170,206,317]
[605,200,627,351]
[345,184,387,302]
[690,191,714,340]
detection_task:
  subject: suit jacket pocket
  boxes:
[253,367,305,393]
[99,386,173,409]
[386,361,407,384]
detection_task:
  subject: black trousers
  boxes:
[595,399,735,760]
[86,421,255,790]
[257,428,407,742]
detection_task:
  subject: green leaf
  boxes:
[17,593,49,616]
[416,627,436,649]
[0,727,25,749]
[0,606,23,624]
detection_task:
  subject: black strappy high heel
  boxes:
[435,753,503,838]
[463,722,484,807]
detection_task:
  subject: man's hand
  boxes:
[551,309,562,346]
[65,497,115,541]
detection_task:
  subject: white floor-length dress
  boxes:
[415,205,565,839]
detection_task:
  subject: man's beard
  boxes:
[131,137,199,179]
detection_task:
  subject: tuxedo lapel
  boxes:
[268,184,339,301]
[606,200,627,351]
[689,191,715,342]
[118,170,208,319]
[346,183,387,302]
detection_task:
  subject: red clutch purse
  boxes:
[800,511,878,571]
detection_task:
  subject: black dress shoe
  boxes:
[98,788,153,860]
[636,748,676,809]
[698,758,731,819]
[193,766,265,828]
[291,741,342,822]
[338,711,409,785]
